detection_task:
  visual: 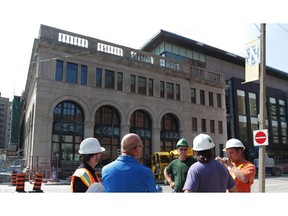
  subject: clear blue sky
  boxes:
[1,0,287,100]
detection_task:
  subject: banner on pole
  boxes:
[245,38,260,83]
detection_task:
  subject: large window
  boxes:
[130,110,152,166]
[209,92,214,106]
[191,88,196,103]
[138,76,146,95]
[217,93,222,108]
[94,106,120,165]
[160,114,179,151]
[201,119,206,132]
[176,84,180,100]
[160,81,165,98]
[117,72,123,91]
[237,90,246,115]
[200,90,205,105]
[52,101,84,168]
[167,82,174,99]
[66,62,78,84]
[96,68,102,87]
[105,70,114,89]
[192,117,197,132]
[80,65,87,85]
[56,60,63,81]
[149,79,154,96]
[130,75,136,93]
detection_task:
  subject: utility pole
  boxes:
[258,23,266,192]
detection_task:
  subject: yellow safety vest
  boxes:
[71,168,99,192]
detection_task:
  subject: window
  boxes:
[210,120,215,133]
[237,90,246,115]
[192,117,197,132]
[167,82,174,99]
[56,60,63,81]
[249,93,257,116]
[200,90,205,105]
[130,75,136,93]
[176,84,180,100]
[218,121,223,134]
[239,115,248,143]
[209,92,214,106]
[149,79,153,96]
[138,76,146,95]
[66,62,78,84]
[96,68,102,87]
[160,81,165,98]
[201,119,206,132]
[191,88,196,103]
[117,72,123,91]
[217,93,222,108]
[81,65,87,85]
[105,70,114,89]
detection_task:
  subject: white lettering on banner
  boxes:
[244,38,260,83]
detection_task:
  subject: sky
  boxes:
[1,0,288,101]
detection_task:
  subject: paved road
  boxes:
[0,174,287,193]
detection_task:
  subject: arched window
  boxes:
[52,101,84,176]
[160,113,179,151]
[130,110,152,167]
[94,106,120,166]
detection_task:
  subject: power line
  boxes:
[277,23,288,33]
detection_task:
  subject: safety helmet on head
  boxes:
[224,138,245,151]
[79,137,105,154]
[176,138,189,148]
[192,133,215,151]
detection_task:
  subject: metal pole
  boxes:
[258,23,266,192]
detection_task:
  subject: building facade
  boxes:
[0,93,11,150]
[22,25,227,178]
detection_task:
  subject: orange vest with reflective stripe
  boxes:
[71,168,100,192]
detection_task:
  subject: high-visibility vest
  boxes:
[71,168,100,192]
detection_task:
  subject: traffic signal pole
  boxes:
[258,23,266,192]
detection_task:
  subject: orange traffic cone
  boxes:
[29,173,44,193]
[11,170,17,186]
[16,173,26,193]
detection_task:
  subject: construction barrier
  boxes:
[16,173,26,193]
[28,173,44,193]
[11,170,17,186]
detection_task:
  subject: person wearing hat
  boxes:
[216,138,256,192]
[163,138,197,192]
[71,137,105,192]
[101,133,157,192]
[183,133,237,192]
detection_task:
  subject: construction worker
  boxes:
[71,137,105,192]
[164,138,197,192]
[183,133,237,192]
[216,138,256,192]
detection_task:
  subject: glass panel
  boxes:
[117,72,123,91]
[56,60,63,81]
[130,75,135,93]
[138,76,146,95]
[81,65,87,85]
[249,92,257,116]
[237,90,246,115]
[96,68,102,87]
[105,70,114,89]
[167,82,174,99]
[66,62,78,84]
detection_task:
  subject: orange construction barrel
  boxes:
[16,173,26,193]
[11,170,17,186]
[29,173,44,193]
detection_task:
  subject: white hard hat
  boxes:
[193,133,215,151]
[79,138,105,154]
[224,138,245,151]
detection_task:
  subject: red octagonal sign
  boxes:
[253,129,268,146]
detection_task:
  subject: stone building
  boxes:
[22,25,227,178]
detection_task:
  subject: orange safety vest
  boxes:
[71,168,100,192]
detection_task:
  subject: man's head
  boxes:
[176,138,189,159]
[224,138,245,163]
[121,133,143,159]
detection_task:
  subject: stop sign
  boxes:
[253,129,268,146]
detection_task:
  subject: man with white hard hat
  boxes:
[183,133,237,192]
[217,138,256,192]
[71,137,105,192]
